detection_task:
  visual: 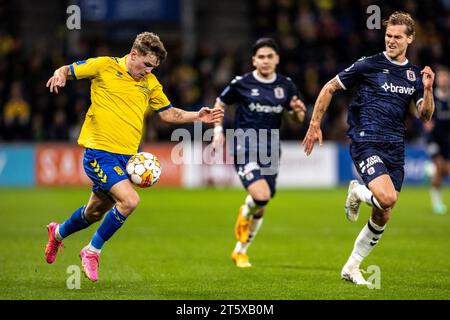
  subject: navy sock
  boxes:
[59,206,90,238]
[90,206,127,251]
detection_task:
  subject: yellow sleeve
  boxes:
[70,57,110,80]
[149,83,172,113]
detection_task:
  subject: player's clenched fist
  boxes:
[421,66,435,90]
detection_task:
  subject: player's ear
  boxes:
[252,55,257,68]
[274,53,280,65]
[406,35,413,44]
[130,49,138,60]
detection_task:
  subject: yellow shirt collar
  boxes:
[118,55,129,73]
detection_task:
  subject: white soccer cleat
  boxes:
[341,265,371,286]
[432,202,447,215]
[345,180,361,222]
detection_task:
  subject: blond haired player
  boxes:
[303,12,434,285]
[44,32,223,281]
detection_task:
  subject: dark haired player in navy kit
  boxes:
[425,67,450,214]
[303,12,435,285]
[212,38,306,268]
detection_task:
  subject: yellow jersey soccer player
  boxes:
[44,32,223,282]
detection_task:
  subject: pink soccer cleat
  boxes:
[45,222,63,264]
[80,246,100,282]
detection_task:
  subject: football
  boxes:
[126,152,162,188]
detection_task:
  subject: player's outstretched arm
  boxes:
[418,66,435,122]
[288,95,307,124]
[46,65,72,94]
[211,99,226,151]
[158,106,224,124]
[302,77,342,156]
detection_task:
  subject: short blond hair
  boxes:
[383,11,416,38]
[132,32,167,63]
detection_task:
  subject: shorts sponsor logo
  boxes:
[113,166,125,176]
[238,162,260,181]
[359,155,383,174]
[245,172,254,181]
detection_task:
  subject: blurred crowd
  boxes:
[1,0,449,144]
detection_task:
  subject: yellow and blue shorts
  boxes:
[83,148,133,194]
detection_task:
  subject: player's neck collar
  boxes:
[382,51,409,66]
[121,55,131,72]
[252,70,277,83]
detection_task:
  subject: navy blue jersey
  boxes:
[337,52,424,143]
[431,90,450,138]
[219,70,297,131]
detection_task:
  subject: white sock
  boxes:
[234,217,264,254]
[430,187,443,205]
[353,184,383,210]
[87,243,101,254]
[244,195,261,219]
[234,241,247,253]
[347,218,385,269]
[54,225,64,242]
[247,217,263,244]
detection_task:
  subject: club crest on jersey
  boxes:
[274,87,285,99]
[406,70,416,82]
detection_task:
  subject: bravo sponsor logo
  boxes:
[381,82,415,95]
[248,102,283,113]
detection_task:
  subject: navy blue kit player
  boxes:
[303,12,435,285]
[212,38,306,268]
[425,67,450,214]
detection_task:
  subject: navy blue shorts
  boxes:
[83,148,132,194]
[234,161,278,198]
[232,137,280,198]
[350,141,404,192]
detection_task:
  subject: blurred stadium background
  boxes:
[1,0,449,188]
[0,0,449,300]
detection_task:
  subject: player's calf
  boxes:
[116,195,140,216]
[110,183,140,217]
[233,196,267,255]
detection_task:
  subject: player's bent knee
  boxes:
[119,193,140,215]
[253,198,269,207]
[377,192,397,209]
[251,188,271,203]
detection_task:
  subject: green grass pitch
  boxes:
[0,186,449,300]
